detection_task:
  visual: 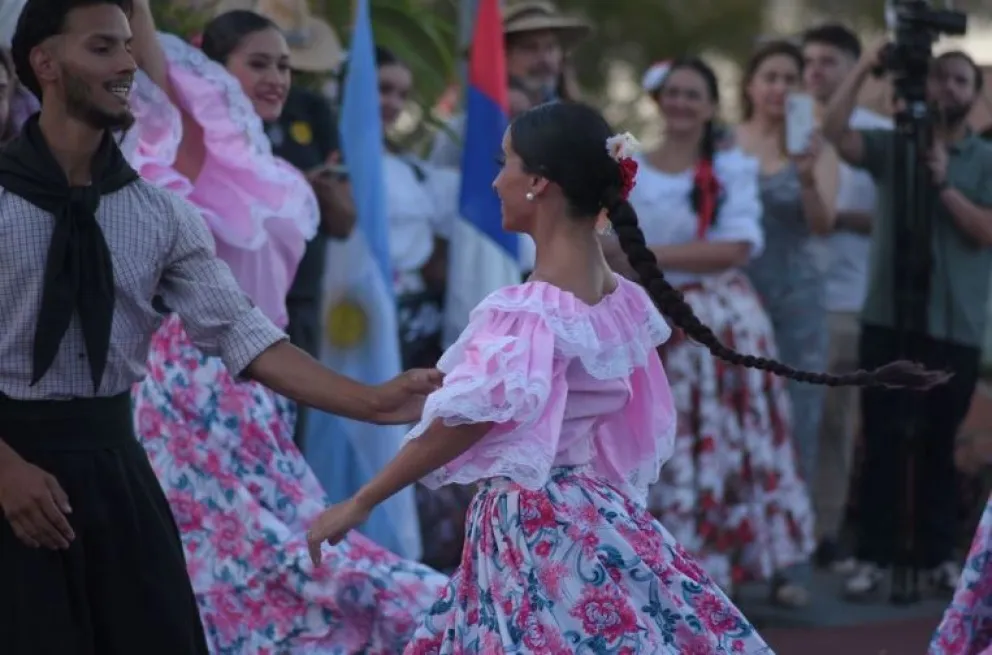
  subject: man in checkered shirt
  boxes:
[0,1,440,653]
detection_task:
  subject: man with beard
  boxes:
[0,1,440,652]
[824,46,992,600]
[801,24,892,574]
[427,0,589,169]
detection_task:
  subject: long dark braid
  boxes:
[609,198,948,388]
[509,101,945,389]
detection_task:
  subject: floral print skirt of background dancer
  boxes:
[647,271,815,591]
[133,316,447,654]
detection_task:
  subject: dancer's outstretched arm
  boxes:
[306,419,492,564]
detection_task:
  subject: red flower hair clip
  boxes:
[606,132,641,200]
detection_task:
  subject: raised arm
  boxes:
[129,0,169,96]
[822,42,886,167]
[156,193,441,424]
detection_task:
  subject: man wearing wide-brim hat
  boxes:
[214,0,355,448]
[427,0,591,170]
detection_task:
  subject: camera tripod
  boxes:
[887,99,935,605]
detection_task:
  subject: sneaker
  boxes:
[844,562,885,599]
[832,556,858,576]
[930,561,961,593]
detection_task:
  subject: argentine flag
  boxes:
[302,0,421,560]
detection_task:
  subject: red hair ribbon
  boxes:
[693,160,719,239]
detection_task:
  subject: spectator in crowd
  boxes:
[215,0,357,448]
[427,0,590,169]
[801,23,892,573]
[735,39,838,606]
[824,46,992,599]
[602,57,815,601]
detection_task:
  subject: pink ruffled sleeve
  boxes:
[124,33,318,328]
[406,290,567,490]
[592,350,676,505]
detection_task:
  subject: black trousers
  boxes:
[855,324,980,568]
[0,394,208,655]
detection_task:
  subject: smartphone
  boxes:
[785,92,816,155]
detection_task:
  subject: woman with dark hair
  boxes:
[733,40,840,605]
[123,2,447,652]
[306,100,942,652]
[604,57,815,600]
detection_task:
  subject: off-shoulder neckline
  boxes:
[520,273,624,309]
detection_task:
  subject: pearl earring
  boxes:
[525,191,535,201]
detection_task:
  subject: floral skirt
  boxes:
[132,315,448,654]
[648,271,815,588]
[930,493,992,654]
[405,467,772,654]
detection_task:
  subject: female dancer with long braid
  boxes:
[307,101,944,653]
[124,3,447,652]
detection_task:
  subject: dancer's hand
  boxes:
[307,498,370,565]
[371,368,443,424]
[0,454,74,549]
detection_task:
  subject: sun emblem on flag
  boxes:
[290,120,313,145]
[325,298,367,348]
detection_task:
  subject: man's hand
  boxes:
[928,141,949,187]
[858,41,889,74]
[0,454,74,549]
[793,130,825,186]
[371,369,444,424]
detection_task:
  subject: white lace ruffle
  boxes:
[409,333,555,489]
[129,33,318,247]
[464,281,671,380]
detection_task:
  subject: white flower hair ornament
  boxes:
[641,60,672,94]
[606,132,641,201]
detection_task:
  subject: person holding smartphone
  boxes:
[734,39,839,607]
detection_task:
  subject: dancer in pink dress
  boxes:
[306,102,945,653]
[124,3,447,653]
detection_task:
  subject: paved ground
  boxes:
[733,568,948,653]
[762,617,940,654]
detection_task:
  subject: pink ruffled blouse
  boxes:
[406,275,677,504]
[123,33,319,328]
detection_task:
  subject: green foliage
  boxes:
[312,0,458,113]
[564,0,768,94]
[150,2,211,39]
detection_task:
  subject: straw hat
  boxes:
[212,0,343,73]
[502,1,591,49]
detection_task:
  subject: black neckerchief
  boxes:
[0,113,138,392]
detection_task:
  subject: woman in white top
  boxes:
[604,58,815,602]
